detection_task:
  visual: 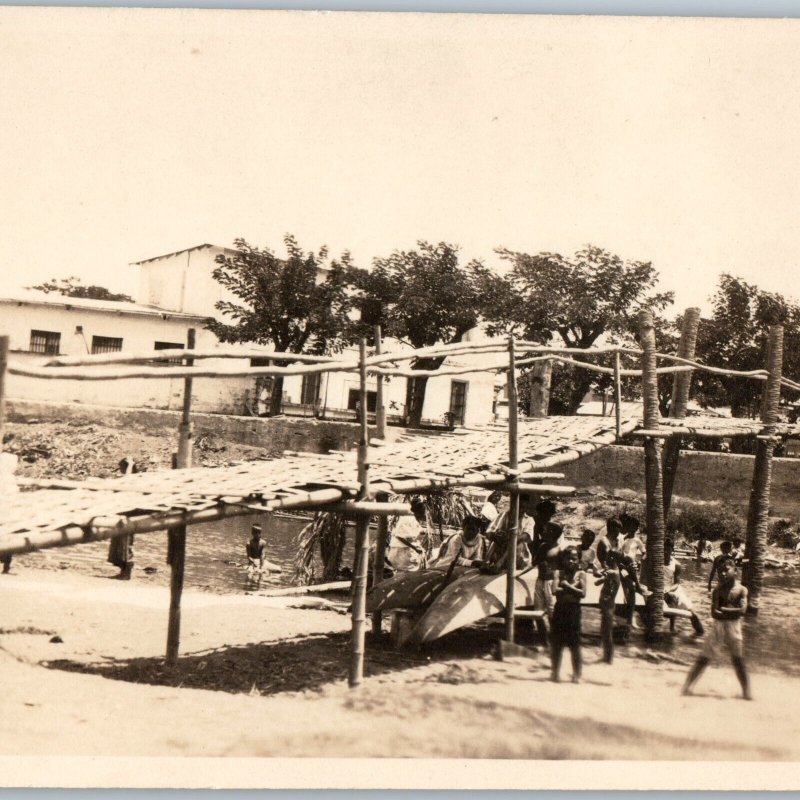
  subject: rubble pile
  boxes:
[4,420,268,481]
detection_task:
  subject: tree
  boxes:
[29,276,134,303]
[482,245,674,414]
[693,274,800,419]
[207,235,355,416]
[349,241,486,427]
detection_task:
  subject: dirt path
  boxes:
[1,565,799,769]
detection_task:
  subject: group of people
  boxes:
[412,493,751,697]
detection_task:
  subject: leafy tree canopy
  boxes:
[207,235,356,416]
[693,273,800,418]
[207,235,355,356]
[349,241,487,425]
[29,277,134,303]
[481,245,674,414]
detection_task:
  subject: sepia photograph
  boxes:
[1,6,800,790]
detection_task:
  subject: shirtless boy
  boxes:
[682,556,751,700]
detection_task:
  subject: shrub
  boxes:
[666,502,745,543]
[768,518,800,550]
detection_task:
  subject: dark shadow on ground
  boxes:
[43,623,510,696]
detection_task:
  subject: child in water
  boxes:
[550,546,586,683]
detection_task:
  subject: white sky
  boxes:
[1,9,799,315]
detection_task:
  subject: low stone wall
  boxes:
[5,399,399,455]
[562,445,800,517]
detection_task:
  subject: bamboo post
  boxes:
[504,337,520,643]
[349,338,372,687]
[165,328,195,666]
[662,308,701,516]
[371,505,389,635]
[176,329,195,469]
[638,310,666,637]
[613,350,622,440]
[374,324,386,440]
[743,325,783,614]
[0,336,8,451]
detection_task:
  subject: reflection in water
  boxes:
[16,520,800,676]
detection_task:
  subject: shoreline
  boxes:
[2,563,800,763]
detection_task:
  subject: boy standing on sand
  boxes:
[550,546,586,683]
[596,550,622,664]
[682,556,751,700]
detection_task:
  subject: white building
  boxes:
[2,244,498,427]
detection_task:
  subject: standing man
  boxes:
[682,556,751,700]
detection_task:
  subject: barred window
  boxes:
[29,330,61,355]
[91,335,123,354]
[153,341,185,365]
[250,357,271,367]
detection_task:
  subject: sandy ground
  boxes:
[1,564,800,765]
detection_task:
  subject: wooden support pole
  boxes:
[744,325,783,615]
[638,310,666,638]
[0,335,8,451]
[349,338,372,688]
[662,308,701,516]
[176,328,196,470]
[166,328,195,667]
[371,506,390,635]
[613,350,622,441]
[504,337,520,643]
[374,325,386,440]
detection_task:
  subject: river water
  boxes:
[14,519,800,676]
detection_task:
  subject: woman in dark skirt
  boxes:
[550,546,586,683]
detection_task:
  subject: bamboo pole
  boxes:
[638,310,666,638]
[0,335,8,574]
[662,308,701,516]
[374,325,386,440]
[504,337,520,643]
[0,336,8,453]
[349,338,372,688]
[166,328,194,667]
[371,506,390,635]
[744,325,783,615]
[613,350,622,440]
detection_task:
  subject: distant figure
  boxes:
[731,537,745,564]
[596,550,622,664]
[663,539,704,635]
[246,524,267,571]
[1,555,11,575]
[481,497,535,575]
[479,490,503,532]
[550,546,586,683]
[620,513,646,571]
[108,456,138,579]
[596,517,622,568]
[386,497,428,571]
[707,541,734,591]
[682,556,751,700]
[530,521,564,646]
[605,518,651,629]
[578,529,601,575]
[431,515,487,569]
[531,498,557,554]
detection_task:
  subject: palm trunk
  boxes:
[743,325,783,614]
[662,308,701,516]
[639,310,666,638]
